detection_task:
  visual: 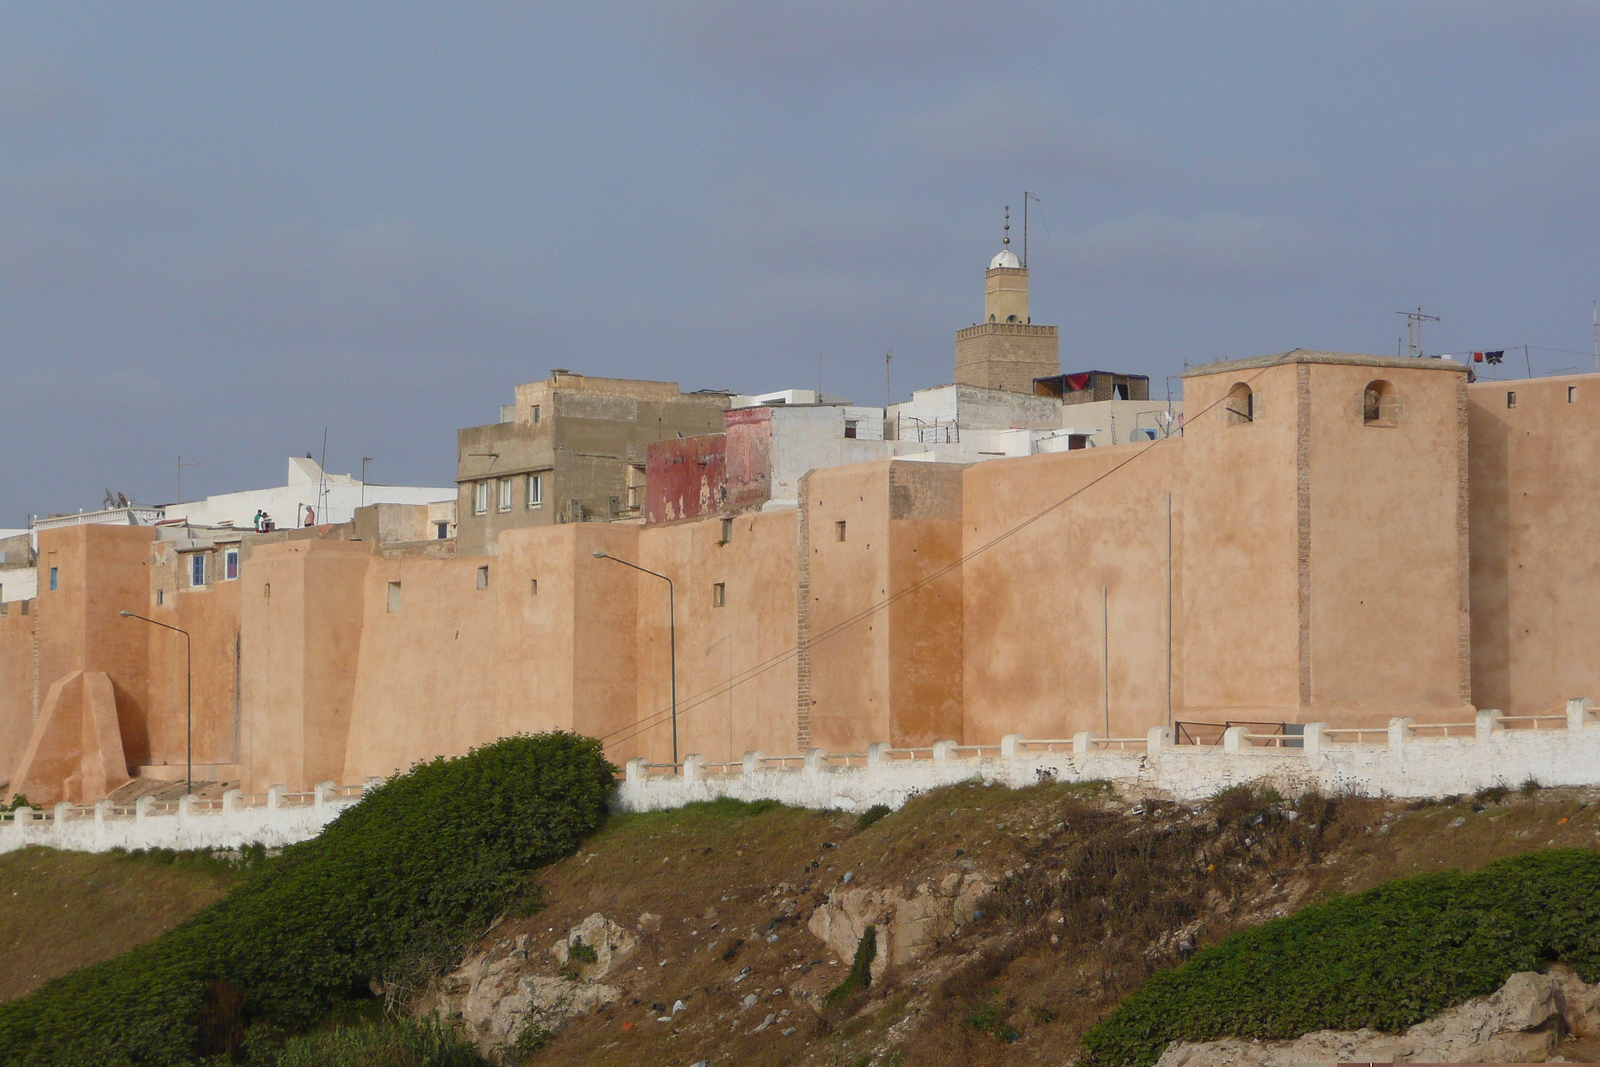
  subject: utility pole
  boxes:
[360,457,373,509]
[1022,191,1040,268]
[176,457,199,505]
[885,350,893,410]
[1395,307,1440,357]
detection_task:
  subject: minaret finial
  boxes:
[1003,205,1011,246]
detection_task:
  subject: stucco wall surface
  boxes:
[963,441,1181,743]
[0,603,34,785]
[1468,374,1600,717]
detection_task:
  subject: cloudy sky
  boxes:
[2,2,1597,524]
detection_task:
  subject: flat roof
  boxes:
[1184,348,1469,378]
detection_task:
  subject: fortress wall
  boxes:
[145,542,244,770]
[1303,360,1472,719]
[633,508,799,766]
[1468,373,1600,716]
[0,603,34,786]
[962,441,1182,743]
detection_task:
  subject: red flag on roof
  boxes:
[1065,372,1091,392]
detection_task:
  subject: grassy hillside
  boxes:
[0,847,234,1001]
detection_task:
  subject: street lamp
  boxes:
[119,610,192,796]
[592,550,677,765]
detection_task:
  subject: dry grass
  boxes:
[0,846,235,1001]
[477,783,1600,1067]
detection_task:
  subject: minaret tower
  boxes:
[954,205,1060,393]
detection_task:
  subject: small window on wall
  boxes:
[530,579,538,596]
[225,549,240,580]
[844,419,859,439]
[531,404,541,424]
[476,565,490,590]
[387,581,402,613]
[719,517,733,544]
[1362,380,1397,426]
[498,478,513,512]
[49,567,58,591]
[156,589,164,607]
[191,554,206,587]
[1507,391,1518,409]
[835,520,847,541]
[1224,382,1255,425]
[1569,386,1578,403]
[436,521,450,539]
[713,582,726,607]
[527,473,543,508]
[473,481,489,515]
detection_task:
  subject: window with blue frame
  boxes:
[49,567,58,591]
[191,553,206,587]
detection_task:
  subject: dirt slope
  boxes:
[0,846,234,1001]
[442,782,1600,1067]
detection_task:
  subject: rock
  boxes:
[550,913,638,981]
[672,999,686,1014]
[741,993,759,1011]
[749,1012,777,1034]
[1155,969,1592,1067]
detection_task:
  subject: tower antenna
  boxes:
[1002,205,1010,248]
[1395,307,1440,357]
[1023,191,1039,268]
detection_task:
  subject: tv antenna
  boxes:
[176,456,199,504]
[1022,191,1040,268]
[1395,307,1440,357]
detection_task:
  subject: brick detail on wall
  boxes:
[1296,362,1313,705]
[795,472,813,750]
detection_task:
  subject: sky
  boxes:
[1,2,1597,525]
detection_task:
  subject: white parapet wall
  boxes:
[614,703,1600,814]
[5,705,1599,854]
[0,781,369,856]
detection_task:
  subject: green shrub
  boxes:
[1081,849,1600,1067]
[1474,783,1511,805]
[0,732,616,1066]
[825,925,878,1005]
[510,1022,555,1060]
[566,937,598,964]
[967,1001,1020,1042]
[855,804,892,831]
[271,1015,488,1067]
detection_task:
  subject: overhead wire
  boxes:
[600,350,1304,754]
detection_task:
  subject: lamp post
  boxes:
[119,610,191,795]
[592,550,677,765]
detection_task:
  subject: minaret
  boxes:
[954,206,1060,393]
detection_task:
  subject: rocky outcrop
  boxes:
[429,912,637,1055]
[806,871,994,979]
[1155,967,1600,1066]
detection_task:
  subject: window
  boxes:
[1569,386,1578,403]
[713,582,726,607]
[49,567,58,591]
[190,554,206,587]
[436,521,450,539]
[1362,380,1396,425]
[526,473,543,508]
[498,478,513,512]
[844,419,858,439]
[720,517,733,544]
[387,581,402,613]
[473,481,489,515]
[1507,391,1517,409]
[530,579,538,596]
[626,465,646,511]
[225,550,239,580]
[0,600,6,616]
[835,520,847,541]
[1224,382,1254,425]
[476,565,490,590]
[531,404,541,424]
[1114,382,1129,400]
[1068,434,1089,450]
[156,589,163,607]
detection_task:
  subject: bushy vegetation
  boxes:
[1081,848,1600,1067]
[826,925,878,1005]
[854,804,892,831]
[270,1016,488,1067]
[0,733,615,1066]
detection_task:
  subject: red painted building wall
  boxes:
[645,435,727,524]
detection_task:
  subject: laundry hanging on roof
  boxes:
[1065,372,1091,392]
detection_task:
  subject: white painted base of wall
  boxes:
[615,713,1600,815]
